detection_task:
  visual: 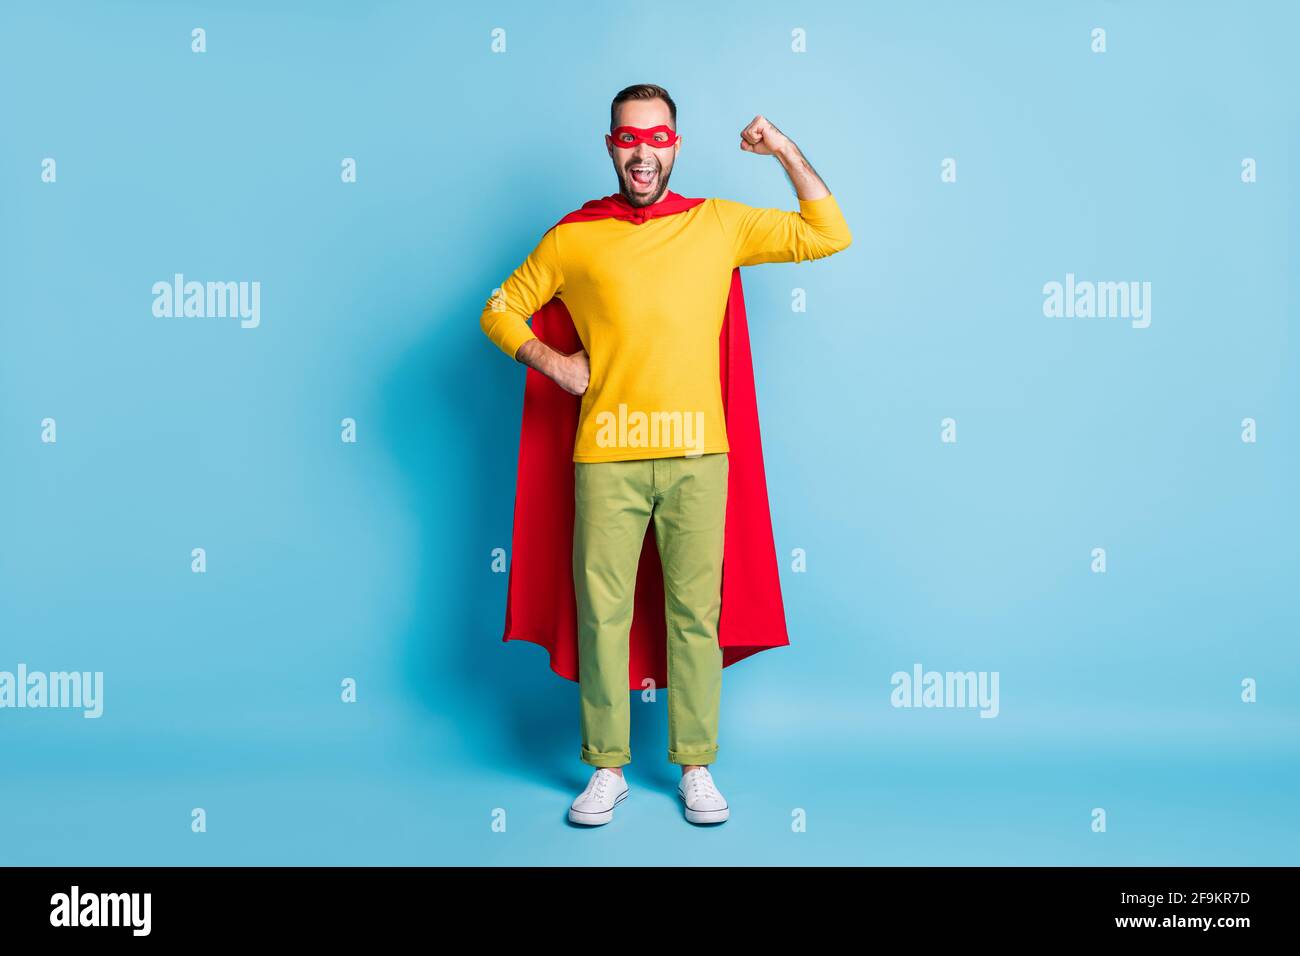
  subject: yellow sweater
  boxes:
[481,193,852,463]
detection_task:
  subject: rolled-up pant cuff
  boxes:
[668,748,717,766]
[582,747,630,768]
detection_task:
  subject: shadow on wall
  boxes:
[377,269,677,796]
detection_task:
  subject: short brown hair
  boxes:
[610,83,677,130]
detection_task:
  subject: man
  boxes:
[481,83,851,826]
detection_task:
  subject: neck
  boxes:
[619,186,672,209]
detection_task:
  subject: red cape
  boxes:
[501,190,789,689]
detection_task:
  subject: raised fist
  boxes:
[739,115,790,156]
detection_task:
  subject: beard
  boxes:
[618,156,673,207]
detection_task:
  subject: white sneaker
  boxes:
[678,767,729,824]
[568,768,629,826]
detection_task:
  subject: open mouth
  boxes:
[627,162,657,190]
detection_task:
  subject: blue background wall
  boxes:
[2,0,1296,864]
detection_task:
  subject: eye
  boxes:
[619,133,634,142]
[653,132,668,142]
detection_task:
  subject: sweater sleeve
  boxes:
[713,193,853,268]
[480,226,565,360]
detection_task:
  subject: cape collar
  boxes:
[548,189,704,232]
[606,189,698,224]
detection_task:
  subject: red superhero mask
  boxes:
[607,125,680,148]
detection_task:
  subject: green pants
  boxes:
[573,452,728,768]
